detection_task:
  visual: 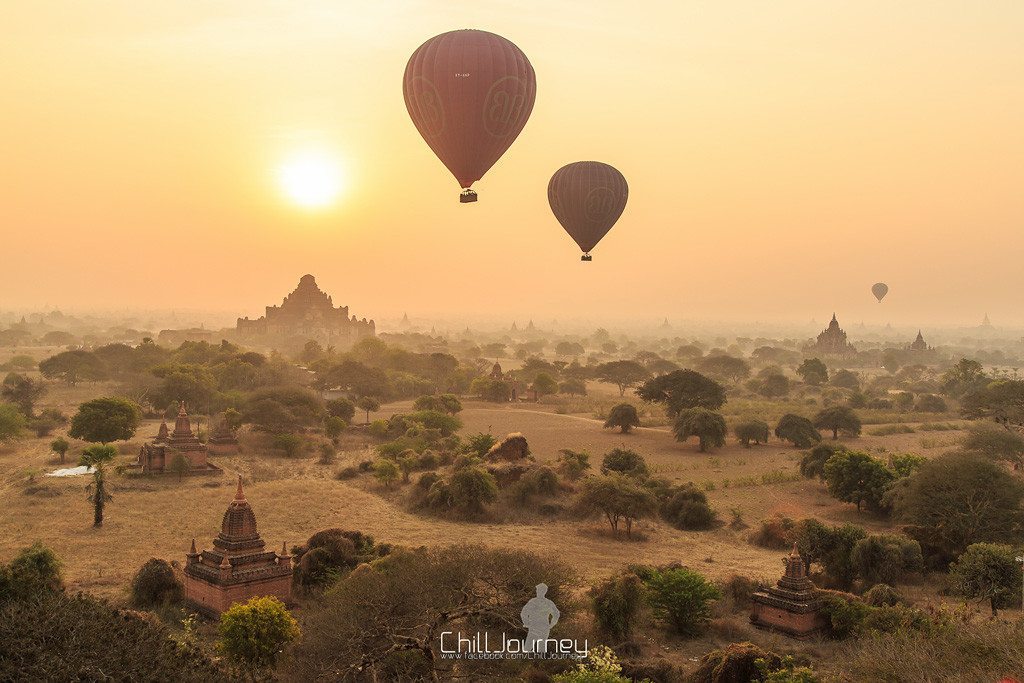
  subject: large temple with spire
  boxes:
[235,274,375,349]
[810,314,855,356]
[183,476,292,617]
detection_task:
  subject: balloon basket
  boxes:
[459,189,478,203]
[581,254,592,262]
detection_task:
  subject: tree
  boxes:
[892,452,1024,562]
[69,397,140,444]
[962,379,1024,427]
[555,341,585,357]
[531,372,559,399]
[600,448,649,478]
[734,419,770,447]
[941,358,987,398]
[814,405,862,440]
[557,449,591,480]
[774,414,821,447]
[661,483,716,530]
[292,528,379,593]
[915,394,947,413]
[130,558,183,607]
[218,596,300,672]
[373,459,399,488]
[636,369,726,417]
[830,369,860,391]
[325,397,356,422]
[796,358,828,385]
[823,450,895,512]
[800,443,846,479]
[889,452,926,477]
[558,378,587,396]
[324,416,346,443]
[0,402,26,442]
[1,373,45,416]
[38,350,106,385]
[470,377,513,402]
[168,452,191,482]
[642,567,721,637]
[793,519,866,588]
[595,360,649,397]
[673,408,727,452]
[757,372,790,398]
[577,475,658,538]
[357,396,381,424]
[448,466,498,515]
[604,403,641,434]
[591,572,644,641]
[949,543,1020,617]
[960,422,1024,466]
[850,534,923,587]
[0,541,63,599]
[696,355,750,384]
[50,436,70,464]
[80,444,116,527]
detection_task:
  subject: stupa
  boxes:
[137,402,216,475]
[750,544,828,639]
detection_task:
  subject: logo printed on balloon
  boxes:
[408,76,445,138]
[483,76,529,137]
[584,187,617,223]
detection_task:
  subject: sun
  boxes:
[276,150,345,209]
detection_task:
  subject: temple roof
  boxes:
[212,476,264,555]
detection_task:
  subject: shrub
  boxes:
[293,529,377,593]
[335,466,359,480]
[600,448,649,478]
[661,483,716,530]
[317,442,336,465]
[448,466,498,515]
[130,558,182,607]
[863,583,904,607]
[591,572,644,641]
[794,519,866,589]
[218,596,300,670]
[949,542,1021,616]
[850,534,922,587]
[556,449,591,480]
[325,397,356,422]
[271,433,303,457]
[0,542,62,600]
[462,432,497,458]
[734,419,770,447]
[749,516,795,549]
[799,442,846,480]
[373,459,400,488]
[915,394,947,413]
[643,567,721,637]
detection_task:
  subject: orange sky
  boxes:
[1,1,1022,326]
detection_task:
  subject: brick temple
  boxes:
[207,415,239,456]
[137,402,218,475]
[811,314,855,356]
[750,543,828,639]
[183,476,292,617]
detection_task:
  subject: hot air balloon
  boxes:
[547,162,628,261]
[403,30,536,203]
[872,283,889,302]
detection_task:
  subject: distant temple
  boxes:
[908,330,930,351]
[183,476,292,617]
[236,274,374,348]
[207,414,240,456]
[137,402,219,476]
[750,544,827,639]
[811,314,855,356]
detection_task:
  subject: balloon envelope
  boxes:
[872,282,889,302]
[548,162,628,257]
[403,30,536,194]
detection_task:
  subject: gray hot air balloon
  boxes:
[871,282,889,303]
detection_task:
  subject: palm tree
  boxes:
[80,444,116,527]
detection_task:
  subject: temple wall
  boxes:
[183,572,292,618]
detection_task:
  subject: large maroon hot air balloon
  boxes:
[548,162,628,261]
[403,30,536,203]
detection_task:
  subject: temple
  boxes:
[750,544,828,639]
[811,314,855,356]
[235,274,374,348]
[183,476,292,617]
[908,330,930,351]
[207,414,239,456]
[137,402,218,475]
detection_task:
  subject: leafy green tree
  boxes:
[941,358,987,398]
[673,408,727,452]
[218,596,300,671]
[814,405,862,440]
[734,419,770,447]
[470,377,513,402]
[949,543,1021,617]
[448,466,498,515]
[557,449,591,480]
[69,397,140,444]
[577,474,658,538]
[960,423,1024,466]
[850,534,923,587]
[600,448,649,478]
[357,396,381,424]
[604,403,641,434]
[775,414,821,447]
[80,444,117,527]
[324,416,346,443]
[325,397,356,422]
[1,373,45,416]
[637,369,726,418]
[794,519,866,588]
[962,379,1024,426]
[893,452,1024,562]
[661,483,716,530]
[800,443,846,479]
[531,372,559,399]
[796,358,828,385]
[168,452,191,482]
[373,459,399,488]
[50,436,70,464]
[463,432,497,457]
[823,450,895,512]
[38,350,106,385]
[0,402,26,442]
[889,452,926,477]
[595,360,650,397]
[642,567,721,637]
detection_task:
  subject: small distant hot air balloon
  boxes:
[872,283,889,302]
[403,30,537,203]
[548,162,628,261]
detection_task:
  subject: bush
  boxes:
[335,466,359,480]
[604,403,641,434]
[863,583,904,607]
[373,459,400,488]
[850,534,922,587]
[673,407,727,452]
[600,448,649,478]
[661,483,716,530]
[557,449,591,480]
[130,558,182,608]
[0,542,62,600]
[749,516,795,549]
[448,466,498,515]
[642,566,721,637]
[949,542,1021,616]
[799,443,846,480]
[591,572,644,641]
[734,419,770,447]
[293,529,377,593]
[325,397,356,422]
[915,394,947,413]
[218,596,300,670]
[271,433,303,457]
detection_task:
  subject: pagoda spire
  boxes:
[234,474,245,501]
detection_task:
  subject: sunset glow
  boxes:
[276,151,345,209]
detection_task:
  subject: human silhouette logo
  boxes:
[521,583,560,652]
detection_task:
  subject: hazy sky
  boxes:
[2,1,1022,325]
